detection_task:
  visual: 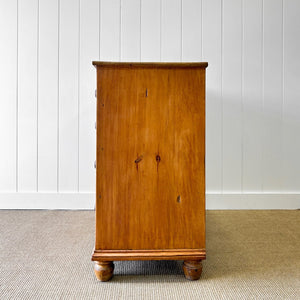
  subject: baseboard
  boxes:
[0,192,95,209]
[206,193,300,209]
[0,192,299,210]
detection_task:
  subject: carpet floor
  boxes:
[0,210,299,299]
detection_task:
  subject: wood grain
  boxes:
[94,261,114,282]
[94,63,206,255]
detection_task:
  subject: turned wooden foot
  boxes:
[183,260,202,280]
[94,261,114,282]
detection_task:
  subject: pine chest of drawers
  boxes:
[92,62,208,281]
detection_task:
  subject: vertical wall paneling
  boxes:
[262,0,283,191]
[140,0,160,61]
[18,0,38,191]
[121,0,141,61]
[242,0,263,192]
[283,0,300,192]
[0,0,17,191]
[161,0,182,61]
[222,0,243,192]
[202,0,222,192]
[100,0,121,61]
[182,0,202,61]
[78,0,99,191]
[38,0,59,191]
[58,0,80,191]
[1,0,300,208]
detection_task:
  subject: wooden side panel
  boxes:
[95,66,205,250]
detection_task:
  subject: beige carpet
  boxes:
[0,210,299,299]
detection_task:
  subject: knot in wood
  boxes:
[135,155,143,164]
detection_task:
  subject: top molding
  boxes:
[92,61,208,69]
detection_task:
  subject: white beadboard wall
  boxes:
[0,0,299,209]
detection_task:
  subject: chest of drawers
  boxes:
[92,62,208,281]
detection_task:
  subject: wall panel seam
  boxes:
[281,0,285,145]
[180,0,183,62]
[139,0,142,61]
[57,0,60,192]
[200,0,203,59]
[119,0,122,60]
[281,0,285,190]
[160,0,162,61]
[261,0,264,192]
[221,0,224,194]
[99,0,101,59]
[241,0,244,193]
[259,0,263,193]
[16,0,19,192]
[37,0,40,192]
[78,0,81,192]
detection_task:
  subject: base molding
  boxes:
[206,193,300,209]
[0,192,299,209]
[0,192,94,209]
[92,249,206,261]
